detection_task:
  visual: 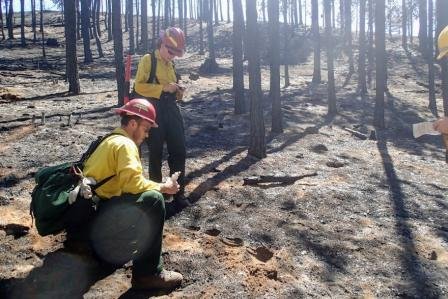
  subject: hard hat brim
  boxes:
[113,107,159,128]
[437,49,448,60]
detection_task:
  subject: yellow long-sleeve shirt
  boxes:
[134,49,177,99]
[83,128,161,199]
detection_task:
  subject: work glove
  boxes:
[80,177,97,199]
[161,172,180,195]
[68,177,97,205]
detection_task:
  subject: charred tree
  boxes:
[107,0,112,41]
[402,0,407,48]
[136,0,139,47]
[311,0,321,84]
[232,0,245,114]
[127,0,135,54]
[374,0,386,128]
[367,0,374,87]
[345,0,354,73]
[324,0,337,115]
[246,0,266,159]
[203,0,218,71]
[92,0,104,57]
[40,0,46,58]
[199,0,205,54]
[80,0,93,63]
[141,0,148,52]
[95,0,101,37]
[164,0,171,28]
[282,0,290,87]
[437,0,448,116]
[64,0,81,94]
[76,0,81,40]
[418,0,427,53]
[32,0,37,42]
[269,0,282,133]
[357,0,367,95]
[0,0,4,40]
[152,0,156,48]
[20,0,26,46]
[112,0,125,105]
[6,0,13,39]
[427,0,437,116]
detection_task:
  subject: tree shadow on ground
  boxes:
[0,249,115,299]
[376,130,440,298]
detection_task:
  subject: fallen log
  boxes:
[342,127,368,140]
[243,172,318,186]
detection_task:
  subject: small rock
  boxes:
[0,224,30,239]
[430,251,437,260]
[189,73,200,81]
[295,153,304,159]
[311,144,328,154]
[46,38,60,47]
[326,160,345,168]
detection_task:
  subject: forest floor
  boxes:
[0,13,448,299]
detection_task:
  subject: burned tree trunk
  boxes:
[80,0,93,63]
[246,0,266,159]
[311,0,321,84]
[357,0,367,95]
[232,0,245,114]
[0,0,4,40]
[324,0,337,115]
[92,0,104,57]
[112,0,126,105]
[20,0,26,46]
[40,0,46,58]
[7,0,13,39]
[141,0,148,52]
[64,0,81,94]
[437,0,448,116]
[269,0,282,133]
[374,0,386,128]
[127,0,135,54]
[427,0,437,116]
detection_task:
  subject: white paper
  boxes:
[413,121,441,138]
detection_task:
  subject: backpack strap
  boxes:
[77,133,123,166]
[146,50,159,84]
[146,50,180,84]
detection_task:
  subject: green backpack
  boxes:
[30,133,120,236]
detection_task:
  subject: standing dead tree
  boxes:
[232,0,245,114]
[64,0,81,94]
[246,0,266,159]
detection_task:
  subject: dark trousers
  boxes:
[147,94,186,197]
[88,191,165,277]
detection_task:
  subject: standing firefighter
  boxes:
[133,27,189,210]
[433,26,448,135]
[83,99,183,290]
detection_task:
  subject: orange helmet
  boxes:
[161,27,185,57]
[114,98,158,127]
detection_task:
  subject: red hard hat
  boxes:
[161,27,185,57]
[114,98,158,127]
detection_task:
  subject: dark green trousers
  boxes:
[146,93,186,197]
[91,190,165,277]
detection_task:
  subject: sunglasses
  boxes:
[164,44,178,56]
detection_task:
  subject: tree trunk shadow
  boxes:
[376,130,440,298]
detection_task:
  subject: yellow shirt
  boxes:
[83,128,161,199]
[134,49,177,99]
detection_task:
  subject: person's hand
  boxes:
[162,83,179,93]
[176,88,184,101]
[433,117,448,135]
[160,172,180,195]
